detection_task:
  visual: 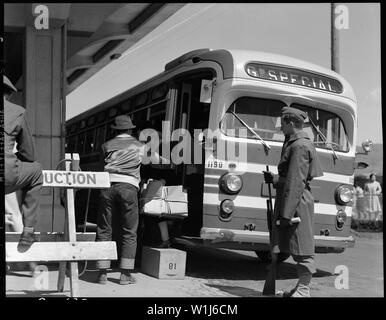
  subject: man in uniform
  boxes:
[264,106,323,297]
[3,75,43,248]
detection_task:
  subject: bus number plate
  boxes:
[206,160,224,169]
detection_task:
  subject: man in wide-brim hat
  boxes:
[95,114,166,285]
[110,114,136,130]
[3,75,43,249]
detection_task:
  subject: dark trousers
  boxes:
[96,183,139,270]
[292,255,316,275]
[5,161,43,228]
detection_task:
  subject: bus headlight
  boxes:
[220,199,234,220]
[334,185,354,205]
[219,173,243,194]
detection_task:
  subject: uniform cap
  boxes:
[281,106,307,122]
[3,75,17,92]
[111,115,136,130]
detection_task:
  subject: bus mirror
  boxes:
[355,161,369,169]
[200,79,213,104]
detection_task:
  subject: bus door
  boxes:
[176,82,192,189]
[173,77,211,236]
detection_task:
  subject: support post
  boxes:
[331,3,340,73]
[24,17,67,232]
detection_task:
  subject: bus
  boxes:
[66,48,356,262]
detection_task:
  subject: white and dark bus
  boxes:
[66,49,356,261]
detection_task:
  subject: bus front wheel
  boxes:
[255,251,290,263]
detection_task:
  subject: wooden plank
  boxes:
[42,170,110,188]
[71,153,80,171]
[64,155,80,298]
[6,241,117,262]
[57,262,67,292]
[57,154,72,294]
[6,232,96,242]
[63,157,80,297]
[68,261,80,297]
[65,177,77,243]
[66,176,80,296]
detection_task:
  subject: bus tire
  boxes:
[255,251,290,263]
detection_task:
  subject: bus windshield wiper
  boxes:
[229,111,271,153]
[307,115,338,161]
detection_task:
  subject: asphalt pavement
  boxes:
[6,231,383,298]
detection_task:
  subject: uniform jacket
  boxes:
[271,130,323,256]
[4,98,37,184]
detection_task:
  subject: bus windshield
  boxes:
[220,97,350,152]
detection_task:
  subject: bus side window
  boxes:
[85,129,96,154]
[66,135,77,152]
[121,99,132,113]
[95,125,106,151]
[132,109,147,125]
[105,121,116,140]
[148,102,167,132]
[77,132,86,155]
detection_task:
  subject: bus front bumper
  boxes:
[200,227,355,249]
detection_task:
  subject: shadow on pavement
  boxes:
[314,269,334,277]
[77,244,334,285]
[207,284,263,297]
[6,271,33,278]
[79,270,120,285]
[107,277,122,285]
[6,290,68,297]
[182,245,334,281]
[79,269,140,285]
[79,270,97,284]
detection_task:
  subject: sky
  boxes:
[66,3,382,144]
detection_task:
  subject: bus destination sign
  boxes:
[245,63,343,93]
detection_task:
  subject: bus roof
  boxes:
[68,48,357,124]
[181,49,357,103]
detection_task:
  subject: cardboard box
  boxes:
[141,246,186,279]
[141,185,188,217]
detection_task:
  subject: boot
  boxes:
[291,272,312,297]
[277,286,298,297]
[97,269,108,284]
[119,269,136,285]
[18,227,36,250]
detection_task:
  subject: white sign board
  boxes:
[42,170,110,188]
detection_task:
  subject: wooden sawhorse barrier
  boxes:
[6,153,117,297]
